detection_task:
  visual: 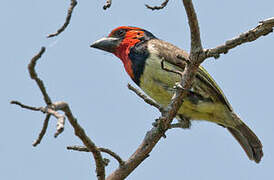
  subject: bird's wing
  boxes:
[148,39,233,111]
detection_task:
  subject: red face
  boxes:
[90,26,148,79]
[108,26,145,61]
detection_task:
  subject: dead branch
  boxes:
[103,0,112,10]
[53,101,106,180]
[12,47,106,180]
[10,100,64,138]
[145,0,169,10]
[205,17,274,59]
[33,114,51,146]
[10,100,42,111]
[67,146,125,166]
[10,100,51,146]
[182,0,202,57]
[28,47,52,105]
[47,0,78,38]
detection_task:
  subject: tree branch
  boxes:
[205,17,274,59]
[12,47,106,180]
[28,47,52,105]
[67,145,125,166]
[47,0,78,38]
[33,114,51,146]
[103,0,112,10]
[145,0,169,10]
[182,0,202,55]
[52,101,106,180]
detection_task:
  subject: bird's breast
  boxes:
[139,53,179,107]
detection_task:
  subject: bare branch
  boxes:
[182,0,203,55]
[67,145,89,152]
[67,146,125,166]
[107,82,190,179]
[10,100,51,146]
[103,0,112,10]
[127,83,163,111]
[169,122,190,129]
[10,100,42,111]
[145,0,169,10]
[47,0,78,38]
[205,17,274,59]
[46,107,65,138]
[33,114,51,146]
[12,100,106,179]
[28,47,52,105]
[13,46,106,180]
[53,101,105,180]
[98,147,125,166]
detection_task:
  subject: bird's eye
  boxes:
[115,29,126,37]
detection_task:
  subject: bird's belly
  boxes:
[138,56,229,123]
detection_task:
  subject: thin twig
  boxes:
[127,83,163,112]
[28,47,52,105]
[10,100,65,139]
[98,147,125,166]
[47,0,78,38]
[54,101,106,180]
[33,114,51,146]
[12,100,106,180]
[205,17,274,59]
[13,45,106,179]
[169,122,190,129]
[10,101,42,111]
[182,0,203,56]
[67,145,125,166]
[10,100,51,146]
[103,0,112,10]
[145,0,169,10]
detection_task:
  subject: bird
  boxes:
[90,26,263,163]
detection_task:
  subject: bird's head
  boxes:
[90,26,156,82]
[90,26,155,54]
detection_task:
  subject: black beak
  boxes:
[90,37,120,53]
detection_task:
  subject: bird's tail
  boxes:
[227,113,263,163]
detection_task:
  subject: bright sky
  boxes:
[1,0,273,179]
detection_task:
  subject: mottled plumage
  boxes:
[90,26,263,163]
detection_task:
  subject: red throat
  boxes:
[113,36,141,79]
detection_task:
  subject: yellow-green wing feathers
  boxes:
[195,66,233,111]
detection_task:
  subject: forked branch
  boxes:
[205,17,274,59]
[67,145,125,166]
[12,47,106,180]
